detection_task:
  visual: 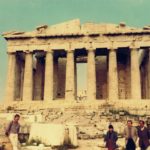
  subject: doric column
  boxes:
[108,48,118,100]
[22,52,33,101]
[5,53,16,102]
[65,50,75,100]
[147,50,150,98]
[44,51,53,101]
[74,58,77,99]
[130,47,141,99]
[87,49,96,100]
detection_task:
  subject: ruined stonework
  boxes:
[2,19,150,109]
[2,19,150,150]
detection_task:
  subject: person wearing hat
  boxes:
[104,124,118,150]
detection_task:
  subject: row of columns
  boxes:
[5,47,141,103]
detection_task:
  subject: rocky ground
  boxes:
[0,103,149,150]
[21,140,102,150]
[20,138,126,150]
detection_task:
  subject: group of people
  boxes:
[104,120,150,150]
[4,114,150,150]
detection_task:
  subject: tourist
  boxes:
[124,120,138,150]
[137,120,150,150]
[5,114,20,150]
[146,117,150,138]
[104,124,118,150]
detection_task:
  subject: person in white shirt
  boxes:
[5,114,20,150]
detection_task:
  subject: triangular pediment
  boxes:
[2,19,150,38]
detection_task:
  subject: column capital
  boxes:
[24,50,33,54]
[87,48,95,53]
[130,46,140,50]
[66,50,74,53]
[108,47,117,51]
[45,46,54,52]
[46,50,54,54]
[7,52,16,55]
[129,42,140,49]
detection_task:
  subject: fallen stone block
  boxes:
[29,123,65,146]
[29,123,78,147]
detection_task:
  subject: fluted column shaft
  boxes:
[131,48,141,99]
[65,50,75,100]
[22,52,33,101]
[87,49,96,100]
[148,50,150,98]
[44,51,53,101]
[108,49,118,100]
[5,53,16,102]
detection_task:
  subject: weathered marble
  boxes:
[2,19,150,105]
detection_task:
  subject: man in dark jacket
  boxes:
[138,120,150,150]
[104,124,118,150]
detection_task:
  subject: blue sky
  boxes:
[0,0,149,100]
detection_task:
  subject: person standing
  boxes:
[104,124,118,150]
[137,120,150,150]
[5,114,20,150]
[146,117,150,140]
[124,120,138,150]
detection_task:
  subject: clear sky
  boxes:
[0,0,149,100]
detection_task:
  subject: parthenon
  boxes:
[2,19,150,104]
